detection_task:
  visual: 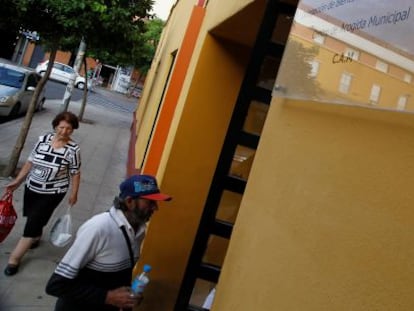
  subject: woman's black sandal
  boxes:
[4,264,19,276]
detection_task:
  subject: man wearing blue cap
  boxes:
[46,174,171,311]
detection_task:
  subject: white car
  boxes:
[35,61,87,89]
[0,61,46,117]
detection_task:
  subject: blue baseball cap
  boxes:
[119,174,172,201]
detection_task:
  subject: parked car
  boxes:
[0,61,46,117]
[35,60,86,89]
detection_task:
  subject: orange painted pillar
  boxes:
[142,5,206,175]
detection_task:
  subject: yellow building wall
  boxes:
[134,0,196,171]
[214,98,414,310]
[135,0,260,175]
[136,34,251,310]
[133,1,273,309]
[133,1,414,310]
[202,0,255,28]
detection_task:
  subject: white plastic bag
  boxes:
[49,205,73,247]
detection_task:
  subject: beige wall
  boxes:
[215,98,414,310]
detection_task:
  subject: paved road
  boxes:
[0,84,138,126]
[44,80,84,101]
[45,81,138,113]
[87,88,138,113]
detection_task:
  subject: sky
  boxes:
[152,0,176,20]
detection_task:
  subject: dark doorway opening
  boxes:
[0,30,18,60]
[99,65,117,88]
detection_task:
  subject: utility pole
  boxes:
[61,38,86,112]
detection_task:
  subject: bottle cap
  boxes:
[143,264,152,272]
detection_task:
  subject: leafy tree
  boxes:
[83,17,164,100]
[135,18,165,77]
[2,0,154,177]
[0,1,21,58]
[88,17,164,75]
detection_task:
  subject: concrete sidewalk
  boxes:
[0,97,134,310]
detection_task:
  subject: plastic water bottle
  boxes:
[131,264,152,296]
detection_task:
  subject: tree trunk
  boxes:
[2,47,58,177]
[78,56,88,121]
[61,38,86,112]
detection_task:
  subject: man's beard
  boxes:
[131,207,153,226]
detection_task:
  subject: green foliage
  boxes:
[6,0,155,53]
[0,0,161,75]
[137,18,164,73]
[0,1,21,57]
[88,17,164,75]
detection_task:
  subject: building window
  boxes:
[345,48,360,61]
[243,100,269,136]
[404,73,412,83]
[313,32,325,44]
[256,55,280,90]
[339,73,352,94]
[308,60,320,78]
[370,84,381,104]
[375,60,388,73]
[397,95,408,110]
[229,145,256,181]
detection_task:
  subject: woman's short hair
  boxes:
[52,111,79,129]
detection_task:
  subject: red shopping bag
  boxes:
[0,191,17,242]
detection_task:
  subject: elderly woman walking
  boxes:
[4,111,81,276]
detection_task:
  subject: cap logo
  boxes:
[120,175,170,200]
[134,180,157,194]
